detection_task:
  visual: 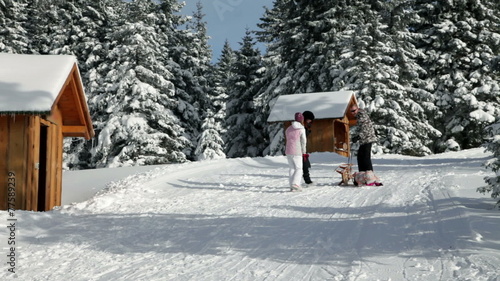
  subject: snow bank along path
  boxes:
[1,149,499,280]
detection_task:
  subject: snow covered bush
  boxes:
[478,121,500,209]
[443,138,460,152]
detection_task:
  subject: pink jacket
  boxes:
[285,121,307,156]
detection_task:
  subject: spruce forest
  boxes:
[1,0,499,194]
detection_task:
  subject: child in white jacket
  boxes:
[285,112,307,191]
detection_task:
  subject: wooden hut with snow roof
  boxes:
[267,91,358,157]
[0,53,94,211]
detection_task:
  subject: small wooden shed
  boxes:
[267,91,358,157]
[0,53,94,211]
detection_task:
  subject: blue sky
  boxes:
[179,0,274,62]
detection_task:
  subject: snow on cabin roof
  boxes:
[0,53,78,114]
[267,91,356,122]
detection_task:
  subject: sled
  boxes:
[335,163,355,186]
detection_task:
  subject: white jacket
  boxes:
[285,121,307,156]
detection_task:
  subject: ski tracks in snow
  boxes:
[380,164,499,281]
[6,152,499,281]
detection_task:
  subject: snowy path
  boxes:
[1,150,499,280]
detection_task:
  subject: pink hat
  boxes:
[294,112,304,122]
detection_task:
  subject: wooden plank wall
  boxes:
[12,116,27,210]
[46,121,57,211]
[0,116,9,210]
[46,106,64,210]
[0,116,29,211]
[55,122,63,207]
[25,115,39,210]
[0,114,64,211]
[0,115,44,211]
[282,118,352,157]
[307,119,335,153]
[32,116,41,209]
[283,119,336,153]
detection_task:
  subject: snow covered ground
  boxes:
[2,148,499,281]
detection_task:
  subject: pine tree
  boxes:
[196,40,237,160]
[167,1,213,160]
[89,0,189,167]
[385,0,443,155]
[257,0,331,95]
[257,0,442,156]
[0,0,28,53]
[24,0,67,54]
[189,2,226,160]
[5,0,498,167]
[413,0,500,152]
[194,111,225,160]
[346,0,442,156]
[478,120,500,208]
[213,40,236,113]
[63,0,124,169]
[256,0,330,155]
[224,29,266,158]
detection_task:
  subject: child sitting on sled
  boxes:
[353,171,383,186]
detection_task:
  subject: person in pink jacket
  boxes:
[285,112,307,191]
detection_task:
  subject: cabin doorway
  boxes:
[37,124,49,211]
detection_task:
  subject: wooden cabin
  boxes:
[0,53,94,211]
[267,91,358,157]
